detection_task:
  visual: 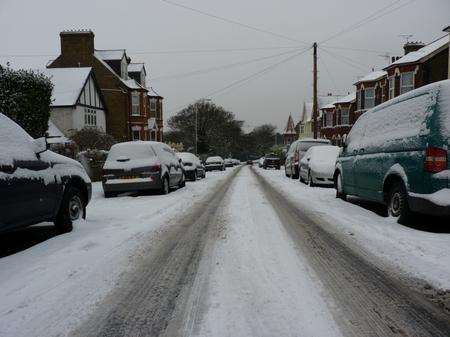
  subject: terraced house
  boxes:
[47,30,164,142]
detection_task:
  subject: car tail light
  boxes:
[149,163,161,173]
[425,147,447,173]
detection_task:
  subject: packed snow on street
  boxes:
[0,165,449,337]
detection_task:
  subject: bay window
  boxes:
[326,111,333,127]
[150,98,157,112]
[84,108,97,127]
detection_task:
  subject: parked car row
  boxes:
[0,112,241,234]
[282,80,450,223]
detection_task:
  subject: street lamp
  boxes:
[195,98,211,156]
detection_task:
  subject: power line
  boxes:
[319,54,338,94]
[132,45,304,55]
[151,48,304,81]
[320,0,417,44]
[159,0,310,45]
[167,46,312,114]
[322,45,395,55]
[319,47,369,72]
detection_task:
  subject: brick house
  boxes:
[354,70,387,118]
[147,88,164,141]
[320,92,356,145]
[383,36,449,100]
[48,30,151,142]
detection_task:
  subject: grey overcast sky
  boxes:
[1,0,449,131]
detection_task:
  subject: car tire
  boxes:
[54,186,85,233]
[388,181,411,223]
[335,172,347,200]
[160,176,170,195]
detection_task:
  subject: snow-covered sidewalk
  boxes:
[256,167,450,291]
[0,170,235,337]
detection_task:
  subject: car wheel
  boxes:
[388,181,411,223]
[160,176,170,195]
[335,172,347,200]
[54,186,85,233]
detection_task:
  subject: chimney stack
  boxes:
[60,29,95,66]
[403,41,425,55]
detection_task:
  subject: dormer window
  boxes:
[400,72,414,95]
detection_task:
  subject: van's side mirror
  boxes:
[33,137,48,154]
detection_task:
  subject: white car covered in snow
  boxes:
[299,145,341,186]
[102,141,185,197]
[177,152,206,181]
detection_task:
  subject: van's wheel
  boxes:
[335,172,347,200]
[161,176,170,195]
[388,181,411,223]
[54,186,85,233]
[179,173,186,188]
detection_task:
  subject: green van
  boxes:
[334,80,450,222]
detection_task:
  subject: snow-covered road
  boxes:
[0,165,449,337]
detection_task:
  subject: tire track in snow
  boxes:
[70,167,242,337]
[252,168,450,337]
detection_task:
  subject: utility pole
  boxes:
[312,42,318,139]
[194,103,198,155]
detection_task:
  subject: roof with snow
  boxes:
[41,67,91,106]
[95,49,127,61]
[355,70,387,84]
[300,96,338,122]
[121,78,147,90]
[47,120,70,144]
[128,63,146,73]
[387,35,449,68]
[148,87,163,98]
[335,92,356,105]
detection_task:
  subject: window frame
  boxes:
[84,108,97,127]
[400,72,414,95]
[364,87,375,109]
[388,76,395,100]
[132,130,141,141]
[341,107,349,125]
[150,98,157,112]
[131,92,140,116]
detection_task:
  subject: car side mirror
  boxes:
[33,137,48,154]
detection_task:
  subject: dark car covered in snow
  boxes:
[263,153,281,170]
[0,113,92,234]
[102,141,185,197]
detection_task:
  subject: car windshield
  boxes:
[178,152,195,162]
[206,156,222,163]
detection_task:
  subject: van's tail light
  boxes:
[425,147,447,173]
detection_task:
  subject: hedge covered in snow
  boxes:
[0,65,53,138]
